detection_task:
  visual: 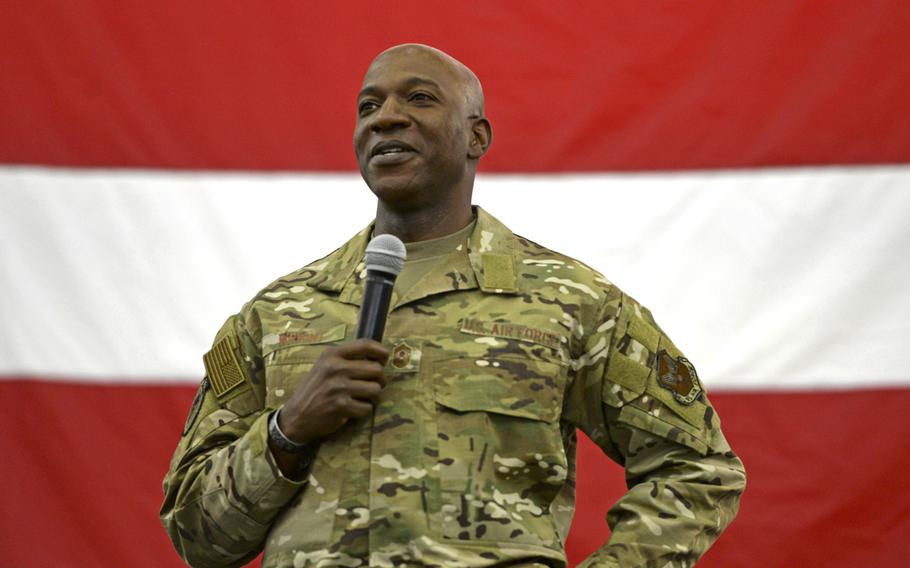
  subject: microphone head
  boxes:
[364,234,407,277]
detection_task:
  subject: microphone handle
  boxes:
[356,270,396,341]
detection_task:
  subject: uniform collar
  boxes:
[307,206,521,306]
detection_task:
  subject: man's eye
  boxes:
[410,92,433,103]
[358,101,379,114]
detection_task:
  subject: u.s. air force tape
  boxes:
[202,335,246,399]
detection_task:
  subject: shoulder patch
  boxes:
[481,253,517,292]
[203,336,247,399]
[182,377,208,436]
[656,350,702,405]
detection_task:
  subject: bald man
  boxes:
[161,44,745,568]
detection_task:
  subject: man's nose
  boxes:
[370,98,410,132]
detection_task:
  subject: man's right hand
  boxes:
[278,338,390,445]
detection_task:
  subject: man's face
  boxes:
[354,47,473,208]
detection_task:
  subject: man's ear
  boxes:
[467,118,492,159]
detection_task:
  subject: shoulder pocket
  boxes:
[617,403,709,456]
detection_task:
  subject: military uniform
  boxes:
[161,207,745,568]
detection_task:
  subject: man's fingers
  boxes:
[343,397,374,419]
[332,338,390,364]
[342,359,388,383]
[343,378,383,402]
[280,339,389,439]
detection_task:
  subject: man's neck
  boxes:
[373,201,473,243]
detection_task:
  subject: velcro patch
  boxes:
[606,352,650,394]
[481,253,517,292]
[656,350,702,405]
[628,317,660,353]
[203,336,246,399]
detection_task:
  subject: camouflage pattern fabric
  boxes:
[161,206,746,567]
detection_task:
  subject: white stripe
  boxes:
[1,165,908,389]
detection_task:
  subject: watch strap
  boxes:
[268,407,310,453]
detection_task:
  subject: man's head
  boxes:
[354,44,492,213]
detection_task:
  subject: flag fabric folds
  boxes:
[2,3,909,567]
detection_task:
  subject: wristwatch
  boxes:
[268,406,310,453]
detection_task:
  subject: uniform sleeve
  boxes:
[159,312,306,568]
[566,292,746,568]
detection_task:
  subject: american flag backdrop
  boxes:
[2,2,909,567]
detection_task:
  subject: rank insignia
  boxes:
[391,343,412,369]
[656,350,702,405]
[387,340,421,373]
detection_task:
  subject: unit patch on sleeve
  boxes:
[182,377,208,436]
[656,350,702,405]
[203,335,246,399]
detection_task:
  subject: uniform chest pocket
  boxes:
[429,355,569,550]
[262,323,345,409]
[263,345,322,410]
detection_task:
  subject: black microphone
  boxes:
[356,234,406,341]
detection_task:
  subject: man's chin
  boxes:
[366,178,425,208]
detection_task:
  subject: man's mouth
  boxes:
[370,141,417,164]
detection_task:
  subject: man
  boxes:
[161,44,745,567]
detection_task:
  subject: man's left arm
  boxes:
[568,292,746,567]
[580,410,745,567]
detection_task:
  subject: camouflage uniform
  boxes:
[161,207,745,568]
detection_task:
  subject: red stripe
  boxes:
[2,379,908,567]
[0,380,191,566]
[2,2,909,171]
